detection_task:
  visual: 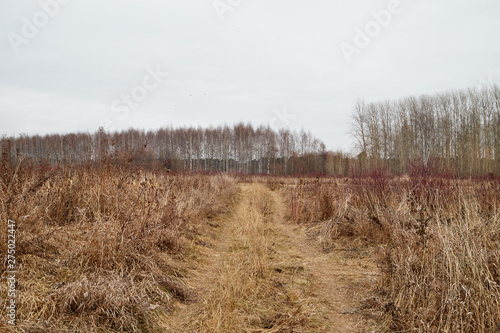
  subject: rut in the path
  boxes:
[164,183,379,332]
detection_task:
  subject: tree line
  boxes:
[1,123,350,175]
[351,85,500,176]
[3,85,499,177]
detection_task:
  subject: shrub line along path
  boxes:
[164,183,379,332]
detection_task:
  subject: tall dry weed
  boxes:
[279,175,500,332]
[0,164,237,332]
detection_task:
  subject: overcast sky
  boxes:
[1,0,499,151]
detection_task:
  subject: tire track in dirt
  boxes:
[268,189,380,332]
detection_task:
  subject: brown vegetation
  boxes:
[0,163,237,332]
[274,173,500,332]
[2,154,499,332]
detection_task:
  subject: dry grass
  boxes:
[273,176,500,332]
[168,183,313,332]
[194,184,275,331]
[3,162,498,332]
[0,164,238,332]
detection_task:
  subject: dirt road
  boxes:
[164,183,379,332]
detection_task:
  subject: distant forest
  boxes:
[2,85,499,176]
[0,124,347,175]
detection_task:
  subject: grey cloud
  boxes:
[1,0,499,151]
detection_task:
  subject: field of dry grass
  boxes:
[2,163,499,332]
[0,164,238,332]
[272,175,500,332]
